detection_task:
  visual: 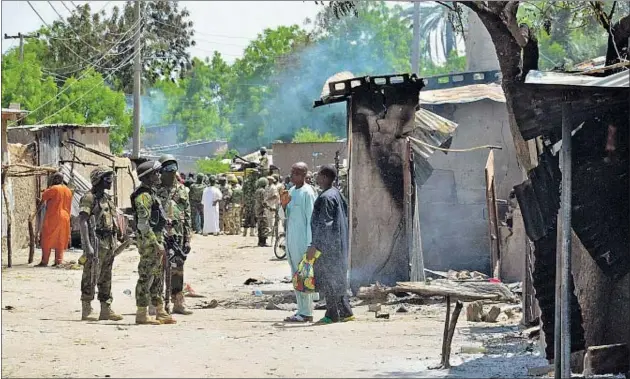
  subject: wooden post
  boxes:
[441,296,451,366]
[28,218,35,264]
[2,176,12,268]
[555,101,573,379]
[443,301,464,369]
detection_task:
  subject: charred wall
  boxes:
[348,78,422,291]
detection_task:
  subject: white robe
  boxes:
[202,186,222,234]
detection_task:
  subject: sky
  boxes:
[1,1,322,63]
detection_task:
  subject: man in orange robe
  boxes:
[37,172,72,266]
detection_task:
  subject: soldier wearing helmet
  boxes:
[225,174,241,235]
[189,173,206,234]
[156,154,193,316]
[254,177,271,246]
[130,160,171,325]
[217,175,232,234]
[259,147,270,176]
[78,166,124,322]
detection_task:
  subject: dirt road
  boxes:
[1,235,545,378]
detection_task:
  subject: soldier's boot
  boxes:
[148,304,156,316]
[155,303,177,324]
[261,237,269,247]
[251,228,257,236]
[135,306,161,325]
[81,301,98,321]
[99,302,123,321]
[243,228,248,237]
[172,292,193,315]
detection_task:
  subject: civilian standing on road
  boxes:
[36,172,72,267]
[283,162,317,322]
[307,165,354,324]
[202,176,222,236]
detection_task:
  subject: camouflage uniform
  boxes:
[227,176,242,235]
[79,186,119,307]
[189,175,205,234]
[156,181,191,308]
[242,169,260,236]
[218,179,233,234]
[255,178,271,244]
[132,184,166,309]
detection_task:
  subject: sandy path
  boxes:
[1,234,545,378]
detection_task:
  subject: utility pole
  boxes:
[4,32,40,62]
[131,0,142,159]
[411,1,420,75]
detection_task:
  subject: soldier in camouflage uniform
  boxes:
[218,175,232,234]
[157,154,193,315]
[258,147,270,176]
[78,166,124,322]
[242,168,260,237]
[254,177,271,247]
[189,174,206,234]
[131,160,172,325]
[225,174,242,235]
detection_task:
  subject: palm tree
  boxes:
[400,2,459,63]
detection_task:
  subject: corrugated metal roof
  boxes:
[525,69,629,88]
[320,71,356,99]
[59,163,91,218]
[419,83,506,105]
[1,108,29,114]
[7,123,111,132]
[412,108,458,158]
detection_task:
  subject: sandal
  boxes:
[283,314,313,323]
[314,316,335,325]
[35,262,48,267]
[342,315,356,322]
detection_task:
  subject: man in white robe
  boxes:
[202,177,222,236]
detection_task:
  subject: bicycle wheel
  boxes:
[274,232,287,260]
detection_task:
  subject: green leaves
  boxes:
[292,128,339,143]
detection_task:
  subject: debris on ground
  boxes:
[184,283,205,298]
[375,312,390,319]
[396,304,409,313]
[244,278,272,285]
[368,303,382,313]
[198,299,219,309]
[54,262,81,270]
[265,301,281,311]
[466,301,484,322]
[4,305,15,311]
[484,305,502,323]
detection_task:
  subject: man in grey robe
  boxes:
[306,165,354,324]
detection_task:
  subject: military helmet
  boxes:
[257,177,269,188]
[267,175,276,184]
[90,166,114,186]
[137,160,162,179]
[227,174,237,184]
[158,154,178,172]
[260,146,267,153]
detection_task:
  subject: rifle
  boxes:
[88,215,100,290]
[163,234,186,314]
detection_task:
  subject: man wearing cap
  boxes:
[189,174,206,234]
[131,160,173,325]
[78,166,124,322]
[157,154,193,315]
[254,177,271,247]
[218,175,232,235]
[226,174,241,235]
[259,147,270,176]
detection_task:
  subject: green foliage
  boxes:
[1,46,131,154]
[516,1,625,69]
[196,158,230,175]
[292,128,339,143]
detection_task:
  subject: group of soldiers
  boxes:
[186,172,244,236]
[78,154,194,326]
[76,146,346,326]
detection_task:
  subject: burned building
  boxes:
[314,73,458,292]
[514,69,629,364]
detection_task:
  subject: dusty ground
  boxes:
[1,234,546,378]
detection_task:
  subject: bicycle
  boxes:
[271,207,286,260]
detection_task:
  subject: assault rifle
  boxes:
[163,234,186,314]
[88,215,100,289]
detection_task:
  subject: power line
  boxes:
[13,2,141,125]
[29,1,139,69]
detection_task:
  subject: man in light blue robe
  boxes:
[283,162,317,322]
